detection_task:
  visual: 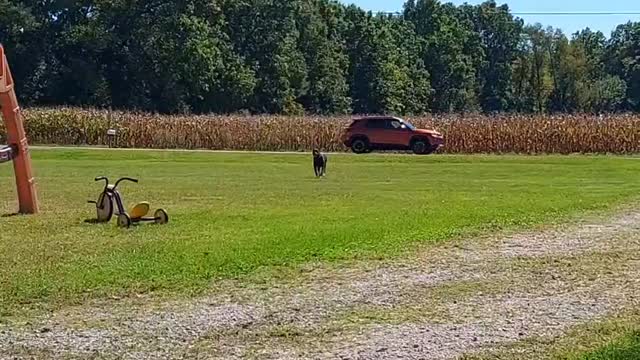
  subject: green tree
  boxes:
[296,0,351,114]
[607,22,640,111]
[391,18,432,114]
[1,0,638,115]
[405,0,481,112]
[342,8,430,115]
[0,0,56,105]
[578,75,627,113]
[572,28,606,78]
[460,1,522,112]
[225,0,307,114]
[526,25,554,113]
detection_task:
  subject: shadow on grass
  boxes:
[83,218,103,224]
[1,213,19,218]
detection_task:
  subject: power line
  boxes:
[512,12,640,16]
[375,11,640,16]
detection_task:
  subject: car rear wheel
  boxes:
[411,139,431,155]
[351,138,369,154]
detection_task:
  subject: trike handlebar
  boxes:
[94,176,109,190]
[114,177,138,188]
[93,176,138,189]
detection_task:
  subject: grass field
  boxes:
[1,149,640,312]
[578,332,640,360]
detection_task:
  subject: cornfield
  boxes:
[1,107,639,154]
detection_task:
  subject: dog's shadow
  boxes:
[1,213,19,218]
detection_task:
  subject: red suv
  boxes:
[342,116,444,154]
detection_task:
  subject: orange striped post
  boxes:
[0,44,39,214]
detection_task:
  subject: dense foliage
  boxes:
[1,0,639,115]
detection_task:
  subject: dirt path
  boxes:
[2,208,639,359]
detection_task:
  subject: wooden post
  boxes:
[0,44,39,214]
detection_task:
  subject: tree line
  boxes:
[1,0,639,115]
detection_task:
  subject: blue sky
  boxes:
[345,0,640,37]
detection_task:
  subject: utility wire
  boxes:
[376,11,640,16]
[512,12,640,15]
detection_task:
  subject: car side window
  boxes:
[366,119,386,129]
[389,120,402,129]
[388,120,407,130]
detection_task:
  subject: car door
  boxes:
[379,119,412,146]
[365,119,388,145]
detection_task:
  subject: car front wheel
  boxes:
[411,139,430,155]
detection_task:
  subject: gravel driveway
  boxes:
[2,208,639,359]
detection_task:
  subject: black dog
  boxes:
[313,149,327,177]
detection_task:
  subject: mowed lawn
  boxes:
[1,149,639,310]
[578,331,640,360]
